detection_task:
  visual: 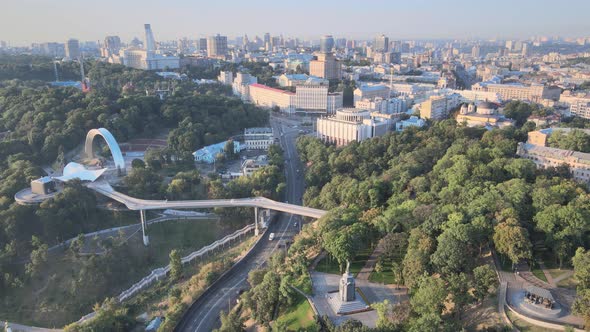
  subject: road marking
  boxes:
[194,276,246,331]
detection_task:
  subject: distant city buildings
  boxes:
[218,71,234,85]
[320,35,335,53]
[117,24,180,70]
[65,39,80,60]
[472,82,556,103]
[207,34,228,58]
[353,85,390,103]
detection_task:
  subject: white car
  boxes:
[269,233,276,241]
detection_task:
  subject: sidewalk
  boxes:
[356,239,384,281]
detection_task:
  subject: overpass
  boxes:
[87,181,327,245]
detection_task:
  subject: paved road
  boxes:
[175,115,307,331]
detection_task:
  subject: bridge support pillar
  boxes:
[140,209,150,246]
[254,207,259,236]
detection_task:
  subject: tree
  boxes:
[375,259,384,284]
[493,219,532,265]
[25,236,48,280]
[224,140,237,160]
[169,249,182,280]
[215,309,245,332]
[124,167,163,199]
[403,228,434,289]
[131,158,145,169]
[431,223,476,276]
[473,265,498,303]
[410,275,447,316]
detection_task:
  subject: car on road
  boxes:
[269,233,275,241]
[293,222,298,228]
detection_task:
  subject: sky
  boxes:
[1,0,590,45]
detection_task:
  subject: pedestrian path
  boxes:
[538,261,556,287]
[356,239,384,281]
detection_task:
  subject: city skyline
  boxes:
[2,0,590,45]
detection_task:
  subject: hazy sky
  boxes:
[2,0,590,45]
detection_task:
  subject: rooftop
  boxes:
[250,83,295,95]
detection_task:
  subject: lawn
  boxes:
[531,266,548,283]
[506,310,561,332]
[274,292,316,331]
[368,259,400,285]
[314,246,373,276]
[0,218,237,327]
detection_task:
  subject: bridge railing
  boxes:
[116,224,255,302]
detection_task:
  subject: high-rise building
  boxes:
[264,33,271,50]
[522,42,530,57]
[505,40,514,51]
[471,44,480,58]
[310,53,341,80]
[65,39,80,60]
[102,36,121,57]
[196,38,207,51]
[207,34,228,58]
[374,34,389,52]
[320,35,335,53]
[144,24,156,52]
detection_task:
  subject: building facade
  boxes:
[310,53,341,80]
[218,71,234,85]
[207,34,228,58]
[316,108,390,146]
[65,39,80,59]
[244,127,274,150]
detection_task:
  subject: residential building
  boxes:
[517,128,590,183]
[355,97,408,115]
[65,39,80,59]
[396,116,425,131]
[218,71,233,85]
[374,34,389,52]
[571,101,590,119]
[316,108,390,146]
[353,85,390,103]
[207,34,228,58]
[420,94,460,120]
[310,53,341,80]
[232,72,258,101]
[193,141,241,164]
[244,127,274,150]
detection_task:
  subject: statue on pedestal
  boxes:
[339,260,356,302]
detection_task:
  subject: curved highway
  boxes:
[174,115,308,331]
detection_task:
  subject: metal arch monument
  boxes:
[85,128,126,173]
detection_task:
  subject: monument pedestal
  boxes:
[327,264,370,315]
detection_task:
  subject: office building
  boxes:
[277,74,327,87]
[317,108,391,146]
[102,36,121,57]
[354,85,390,103]
[65,39,80,59]
[471,44,480,58]
[244,127,274,150]
[207,34,228,58]
[247,82,342,114]
[374,34,389,52]
[218,71,233,85]
[310,53,341,80]
[320,35,335,53]
[472,83,549,102]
